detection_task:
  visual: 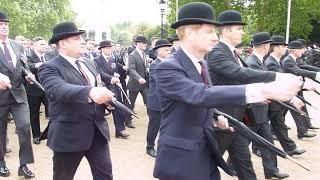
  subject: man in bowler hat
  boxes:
[206,10,301,179]
[265,35,307,156]
[246,32,289,179]
[38,22,114,180]
[127,35,149,128]
[153,3,302,180]
[94,40,129,139]
[0,11,35,178]
[146,39,172,157]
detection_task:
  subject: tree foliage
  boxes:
[0,0,75,40]
[166,0,320,41]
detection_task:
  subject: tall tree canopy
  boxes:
[0,0,75,40]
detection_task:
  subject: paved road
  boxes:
[1,92,320,180]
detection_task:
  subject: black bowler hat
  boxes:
[288,41,304,49]
[153,39,172,50]
[98,40,113,50]
[134,35,147,43]
[296,39,307,47]
[270,35,288,46]
[218,10,246,26]
[251,32,272,46]
[171,2,220,29]
[169,34,179,43]
[49,22,85,44]
[0,11,9,22]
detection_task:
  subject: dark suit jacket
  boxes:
[26,50,45,96]
[147,58,161,111]
[127,49,148,91]
[0,39,27,106]
[281,54,317,80]
[245,54,269,124]
[265,55,284,111]
[38,55,110,152]
[206,41,276,120]
[112,51,127,81]
[153,48,246,180]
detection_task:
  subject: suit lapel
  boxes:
[59,55,87,85]
[0,47,10,70]
[176,49,203,83]
[133,49,145,67]
[219,42,239,64]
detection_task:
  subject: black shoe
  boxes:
[265,172,289,179]
[18,165,35,179]
[0,165,10,177]
[115,131,129,139]
[253,149,262,157]
[287,148,306,156]
[308,125,319,130]
[33,137,40,145]
[146,148,157,157]
[5,148,12,154]
[125,123,135,129]
[298,132,316,139]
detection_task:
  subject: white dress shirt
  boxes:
[0,39,18,67]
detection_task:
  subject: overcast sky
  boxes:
[71,0,167,25]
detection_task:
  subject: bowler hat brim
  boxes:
[98,45,112,50]
[270,42,288,46]
[0,19,9,22]
[219,21,247,26]
[253,40,273,46]
[49,30,85,44]
[171,18,221,29]
[153,43,172,51]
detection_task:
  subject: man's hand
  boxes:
[111,77,120,84]
[0,73,11,90]
[35,62,43,69]
[89,87,114,104]
[25,73,35,84]
[303,77,317,91]
[263,74,303,102]
[291,96,305,110]
[138,78,146,84]
[213,115,234,132]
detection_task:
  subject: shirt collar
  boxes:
[220,39,235,53]
[180,45,203,63]
[60,53,78,65]
[158,57,164,61]
[252,52,264,63]
[0,38,9,44]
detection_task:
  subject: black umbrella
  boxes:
[274,100,310,119]
[296,95,320,112]
[21,66,45,91]
[213,109,311,171]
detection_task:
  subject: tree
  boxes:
[166,0,320,41]
[0,0,75,40]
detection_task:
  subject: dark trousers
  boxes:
[127,88,148,124]
[286,109,309,135]
[111,108,125,134]
[0,99,34,165]
[53,130,113,180]
[269,110,296,152]
[215,131,256,180]
[27,94,48,138]
[146,109,161,149]
[249,122,278,176]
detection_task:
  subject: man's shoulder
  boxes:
[157,54,181,70]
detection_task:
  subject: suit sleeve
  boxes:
[207,49,276,83]
[27,55,38,74]
[128,54,143,81]
[298,63,320,72]
[282,58,317,79]
[38,63,92,103]
[156,61,246,107]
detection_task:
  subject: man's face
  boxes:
[60,35,83,58]
[86,40,94,51]
[137,42,147,50]
[101,46,113,56]
[191,24,219,53]
[151,39,158,47]
[33,40,47,54]
[293,48,304,58]
[115,44,121,52]
[157,46,172,59]
[278,45,287,56]
[224,25,245,46]
[0,21,9,37]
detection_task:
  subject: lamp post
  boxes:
[159,0,166,39]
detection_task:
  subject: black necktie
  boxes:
[75,60,91,86]
[199,61,209,85]
[2,42,15,72]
